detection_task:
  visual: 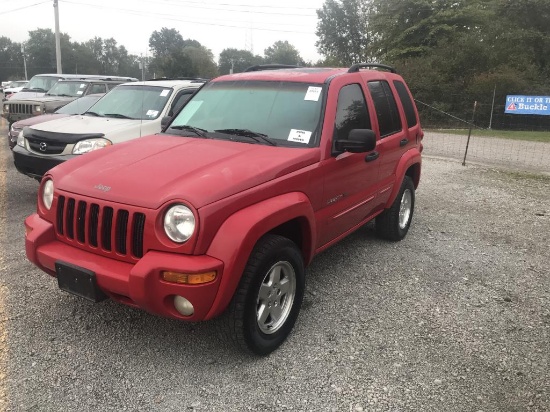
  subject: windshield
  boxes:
[55,95,103,115]
[9,81,28,88]
[47,81,88,97]
[23,75,62,92]
[169,81,324,146]
[85,85,173,120]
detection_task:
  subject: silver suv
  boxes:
[13,79,206,180]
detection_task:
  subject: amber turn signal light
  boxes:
[162,271,216,285]
[25,222,33,237]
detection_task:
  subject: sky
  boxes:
[1,0,326,63]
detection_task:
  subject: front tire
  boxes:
[221,234,305,355]
[376,176,415,241]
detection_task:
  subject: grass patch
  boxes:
[499,170,550,182]
[429,128,550,143]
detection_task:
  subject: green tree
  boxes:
[264,41,304,65]
[315,0,372,65]
[218,48,264,74]
[0,37,24,81]
[148,28,192,77]
[183,45,218,78]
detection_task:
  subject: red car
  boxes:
[25,64,423,354]
[8,94,103,149]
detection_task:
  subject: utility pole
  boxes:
[21,43,28,80]
[54,0,62,73]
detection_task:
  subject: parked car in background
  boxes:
[13,78,206,180]
[2,80,29,98]
[8,93,104,150]
[3,78,134,126]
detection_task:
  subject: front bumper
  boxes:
[25,213,224,321]
[12,145,73,179]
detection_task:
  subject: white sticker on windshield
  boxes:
[146,110,159,117]
[288,129,312,144]
[304,86,322,101]
[76,91,83,95]
[160,89,170,97]
[79,83,86,88]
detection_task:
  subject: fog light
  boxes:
[174,295,194,316]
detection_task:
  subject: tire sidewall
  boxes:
[242,240,305,355]
[397,177,415,238]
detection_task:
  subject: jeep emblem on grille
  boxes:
[94,184,111,192]
[39,142,47,152]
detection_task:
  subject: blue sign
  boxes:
[505,95,550,115]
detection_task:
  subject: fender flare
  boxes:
[386,148,422,207]
[204,192,316,319]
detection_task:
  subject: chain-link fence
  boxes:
[417,98,550,175]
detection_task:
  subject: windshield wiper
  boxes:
[104,113,135,119]
[169,125,209,137]
[214,129,277,146]
[84,111,102,117]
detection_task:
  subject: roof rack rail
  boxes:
[244,64,301,72]
[347,63,396,73]
[145,77,208,82]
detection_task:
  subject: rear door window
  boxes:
[393,80,417,128]
[367,81,402,138]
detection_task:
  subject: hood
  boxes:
[35,95,74,103]
[30,115,158,141]
[8,91,46,99]
[13,113,69,129]
[50,134,320,209]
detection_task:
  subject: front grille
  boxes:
[8,103,33,115]
[27,135,66,155]
[56,195,146,258]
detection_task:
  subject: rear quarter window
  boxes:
[393,80,418,128]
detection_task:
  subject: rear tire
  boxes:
[376,176,415,241]
[220,234,305,355]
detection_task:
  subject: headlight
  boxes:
[42,179,54,210]
[164,204,195,243]
[17,132,25,147]
[73,138,112,154]
[34,105,42,113]
[2,104,8,113]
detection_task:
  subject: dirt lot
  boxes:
[0,119,548,411]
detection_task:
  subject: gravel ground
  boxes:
[0,119,549,411]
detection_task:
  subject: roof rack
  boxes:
[145,77,209,82]
[347,63,396,73]
[244,64,301,72]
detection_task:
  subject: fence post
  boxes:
[462,101,478,166]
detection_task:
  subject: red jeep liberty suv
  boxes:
[25,64,423,355]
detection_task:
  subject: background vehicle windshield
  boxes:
[8,81,28,88]
[24,76,61,92]
[55,95,103,115]
[47,81,88,97]
[86,85,173,120]
[171,81,324,145]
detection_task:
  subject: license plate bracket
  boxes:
[55,261,107,302]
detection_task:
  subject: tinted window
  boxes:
[393,80,417,127]
[89,84,107,94]
[368,81,402,138]
[170,90,195,116]
[334,84,371,141]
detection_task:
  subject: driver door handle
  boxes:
[365,151,379,162]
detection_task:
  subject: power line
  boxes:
[66,0,317,17]
[0,0,50,15]
[63,1,317,34]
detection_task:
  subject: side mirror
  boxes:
[333,129,377,154]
